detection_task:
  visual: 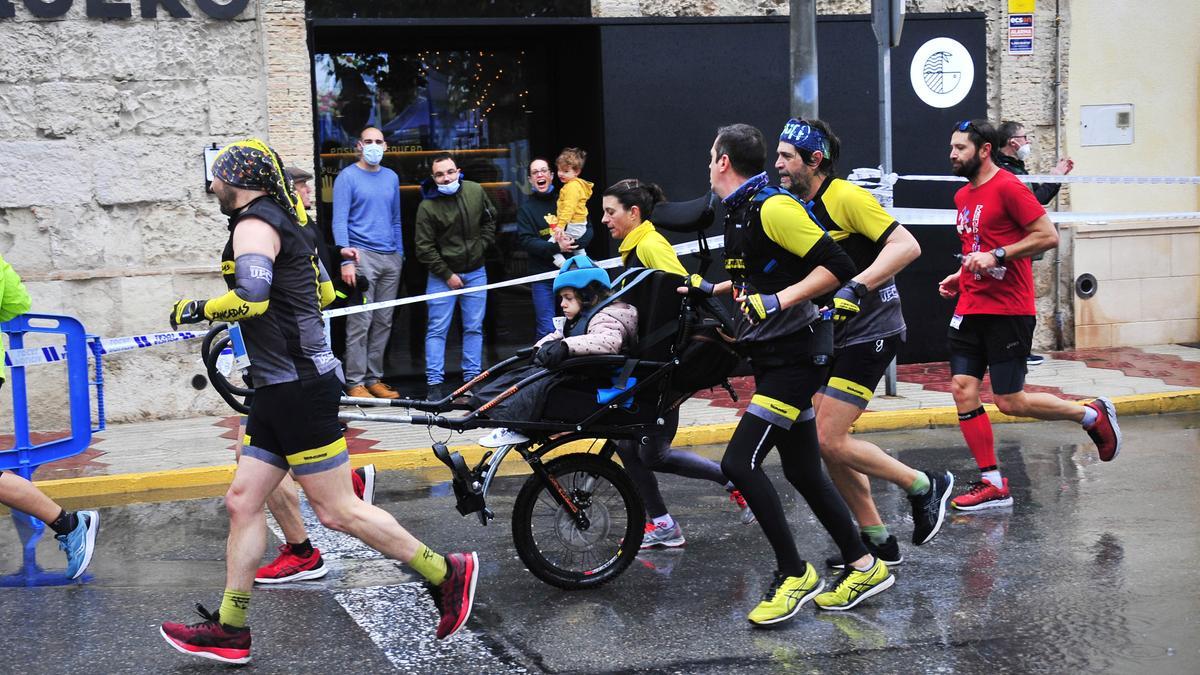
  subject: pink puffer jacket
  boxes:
[534,301,638,356]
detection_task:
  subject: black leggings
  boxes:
[720,357,867,576]
[613,408,729,519]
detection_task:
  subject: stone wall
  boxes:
[0,2,273,431]
[593,0,1070,349]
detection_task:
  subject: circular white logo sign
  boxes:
[910,37,974,109]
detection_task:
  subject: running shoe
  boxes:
[826,533,903,569]
[640,520,686,549]
[254,544,328,584]
[57,510,99,580]
[1084,396,1122,461]
[160,604,251,665]
[747,563,824,626]
[353,464,377,505]
[729,490,756,525]
[814,557,895,611]
[478,427,530,448]
[951,477,1013,511]
[433,552,478,639]
[1026,354,1045,366]
[908,469,954,545]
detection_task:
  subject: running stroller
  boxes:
[201,198,738,590]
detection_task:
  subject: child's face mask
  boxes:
[559,290,581,320]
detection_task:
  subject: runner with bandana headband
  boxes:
[160,139,480,665]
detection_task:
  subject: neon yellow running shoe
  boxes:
[747,563,824,626]
[814,557,894,611]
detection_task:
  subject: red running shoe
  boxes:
[254,544,328,584]
[951,478,1013,511]
[160,604,251,664]
[1084,397,1122,462]
[352,464,377,505]
[730,489,756,524]
[432,552,479,639]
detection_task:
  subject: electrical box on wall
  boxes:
[1079,104,1134,146]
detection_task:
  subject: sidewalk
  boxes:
[13,343,1200,498]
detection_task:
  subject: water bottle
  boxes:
[812,308,835,366]
[955,253,1006,280]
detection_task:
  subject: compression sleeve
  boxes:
[204,253,272,321]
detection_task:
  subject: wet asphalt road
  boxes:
[3,413,1200,674]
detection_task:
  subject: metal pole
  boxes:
[875,4,899,396]
[789,0,819,119]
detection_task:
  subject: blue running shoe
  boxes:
[57,510,99,579]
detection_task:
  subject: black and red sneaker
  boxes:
[255,544,328,584]
[1084,396,1122,461]
[160,604,251,664]
[433,552,479,639]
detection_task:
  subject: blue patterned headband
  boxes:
[779,118,829,156]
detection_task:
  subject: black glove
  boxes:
[170,299,207,330]
[738,292,781,326]
[533,340,569,368]
[683,274,716,298]
[831,281,867,323]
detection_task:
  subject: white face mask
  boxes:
[436,179,461,195]
[362,143,385,166]
[1016,143,1032,161]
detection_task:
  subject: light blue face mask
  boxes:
[437,179,461,195]
[362,143,385,166]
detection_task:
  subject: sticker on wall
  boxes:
[909,37,975,109]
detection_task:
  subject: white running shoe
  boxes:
[478,428,530,448]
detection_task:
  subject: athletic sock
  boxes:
[958,406,998,471]
[288,538,314,558]
[1081,405,1099,429]
[219,589,251,628]
[861,525,890,545]
[981,468,1003,487]
[652,514,676,530]
[47,509,78,536]
[906,472,931,496]
[851,555,876,572]
[410,543,450,585]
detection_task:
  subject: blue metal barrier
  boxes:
[1,313,94,475]
[1,314,95,585]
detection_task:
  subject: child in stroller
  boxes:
[478,255,637,447]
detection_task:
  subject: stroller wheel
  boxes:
[511,453,644,590]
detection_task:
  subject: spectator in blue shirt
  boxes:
[332,126,405,399]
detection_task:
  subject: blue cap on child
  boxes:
[553,255,611,294]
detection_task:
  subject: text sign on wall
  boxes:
[1009,13,1034,54]
[0,0,251,20]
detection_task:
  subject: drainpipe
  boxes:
[1052,0,1065,349]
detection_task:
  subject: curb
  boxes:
[33,389,1200,502]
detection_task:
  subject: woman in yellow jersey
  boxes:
[600,179,754,549]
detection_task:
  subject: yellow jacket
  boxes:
[618,220,688,276]
[556,178,593,226]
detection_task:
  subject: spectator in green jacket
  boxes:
[0,254,100,580]
[414,153,496,400]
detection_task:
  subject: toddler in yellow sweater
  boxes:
[551,147,592,267]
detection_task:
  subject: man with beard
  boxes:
[939,120,1121,511]
[160,140,478,664]
[774,119,954,568]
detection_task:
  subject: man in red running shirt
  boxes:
[938,120,1121,511]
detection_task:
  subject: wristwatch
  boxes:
[991,247,1007,263]
[845,280,869,300]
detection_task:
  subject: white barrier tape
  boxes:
[850,169,1200,186]
[3,330,204,368]
[891,207,1200,226]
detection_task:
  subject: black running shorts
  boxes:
[818,334,902,409]
[242,370,348,475]
[947,314,1035,395]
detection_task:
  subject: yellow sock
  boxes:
[410,544,449,584]
[219,589,251,628]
